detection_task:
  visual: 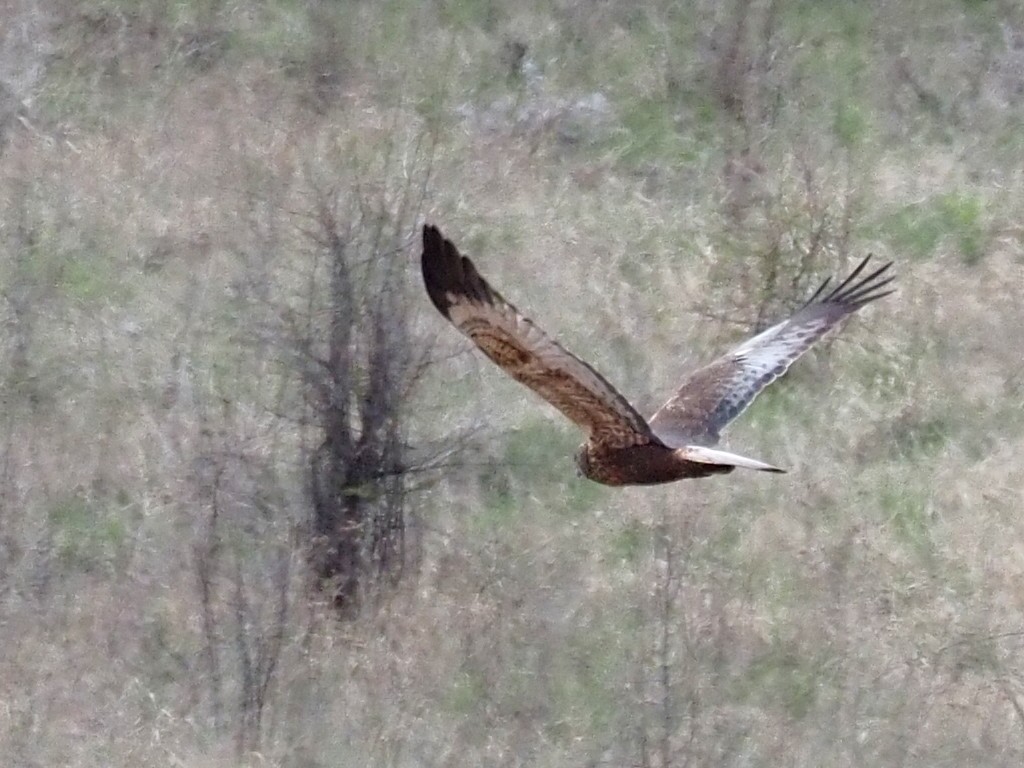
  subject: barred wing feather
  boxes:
[649,256,894,447]
[422,225,656,450]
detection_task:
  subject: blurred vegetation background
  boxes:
[1,0,1023,765]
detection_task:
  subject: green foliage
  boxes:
[436,0,502,31]
[941,632,1005,677]
[503,420,572,482]
[140,605,192,686]
[615,247,655,289]
[878,481,935,560]
[834,100,869,148]
[546,618,627,740]
[555,6,662,92]
[939,192,986,264]
[958,0,996,10]
[734,640,827,721]
[611,96,694,167]
[48,492,131,574]
[416,86,452,133]
[785,0,872,42]
[476,419,608,520]
[780,0,872,126]
[607,520,647,565]
[566,474,607,513]
[444,668,489,715]
[877,191,986,263]
[237,2,310,62]
[59,247,124,303]
[740,374,811,438]
[891,413,952,460]
[881,200,941,259]
[475,465,518,532]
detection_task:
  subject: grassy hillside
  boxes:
[2,1,1024,765]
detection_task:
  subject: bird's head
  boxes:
[573,444,590,479]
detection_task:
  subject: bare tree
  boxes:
[287,138,438,617]
[184,397,297,756]
[165,123,454,760]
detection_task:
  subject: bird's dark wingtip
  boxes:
[421,223,459,319]
[821,254,897,309]
[421,223,497,319]
[422,223,442,250]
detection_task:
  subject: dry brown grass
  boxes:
[2,1,1024,766]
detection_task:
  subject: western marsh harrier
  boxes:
[422,224,894,486]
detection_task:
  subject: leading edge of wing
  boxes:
[421,224,656,446]
[649,254,896,445]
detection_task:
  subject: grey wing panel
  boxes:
[648,255,895,444]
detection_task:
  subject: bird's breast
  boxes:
[582,441,720,486]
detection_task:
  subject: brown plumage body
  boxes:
[421,224,894,487]
[574,442,734,486]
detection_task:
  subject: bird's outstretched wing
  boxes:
[649,256,895,447]
[422,224,656,449]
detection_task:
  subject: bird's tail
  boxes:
[675,445,785,473]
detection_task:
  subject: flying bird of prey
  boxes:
[421,224,894,486]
